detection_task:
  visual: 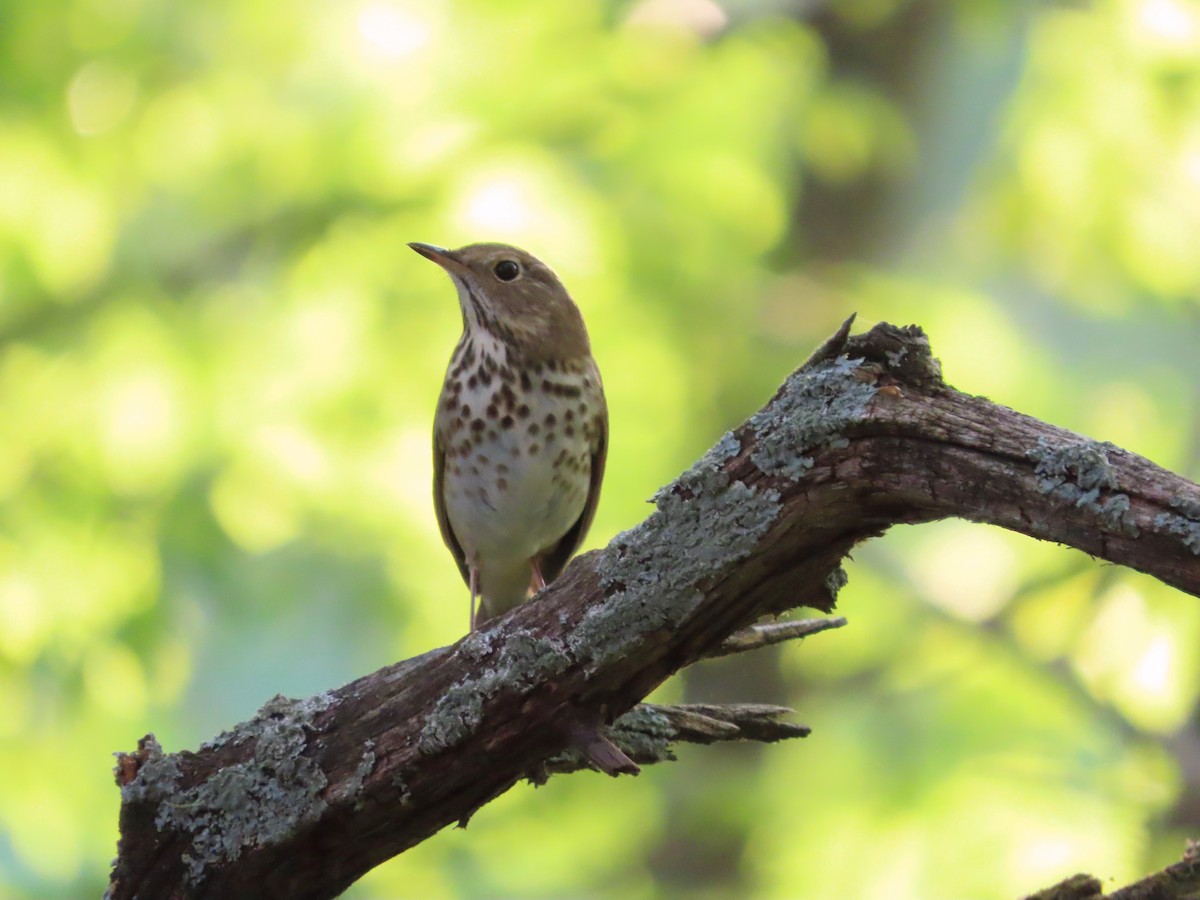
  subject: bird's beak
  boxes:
[409,242,469,276]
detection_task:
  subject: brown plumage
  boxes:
[412,242,607,630]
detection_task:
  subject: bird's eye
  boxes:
[493,259,520,282]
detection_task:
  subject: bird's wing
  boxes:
[433,430,469,586]
[538,365,608,585]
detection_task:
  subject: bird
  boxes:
[410,241,607,631]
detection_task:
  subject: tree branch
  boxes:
[108,320,1200,899]
[539,702,812,777]
[709,615,848,658]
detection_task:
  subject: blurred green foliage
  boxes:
[2,0,1199,897]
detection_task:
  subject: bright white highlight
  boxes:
[457,179,532,234]
[1131,634,1173,696]
[1136,0,1199,44]
[357,2,431,59]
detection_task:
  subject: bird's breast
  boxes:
[436,348,602,563]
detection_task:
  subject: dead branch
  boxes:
[108,320,1200,899]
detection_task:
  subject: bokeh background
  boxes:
[3,0,1200,897]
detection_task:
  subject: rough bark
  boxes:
[108,320,1200,900]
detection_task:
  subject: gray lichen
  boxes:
[607,705,677,764]
[542,705,679,775]
[710,429,742,462]
[885,345,909,368]
[1029,437,1137,535]
[571,469,781,671]
[1100,494,1135,533]
[334,740,376,808]
[418,682,485,755]
[491,629,573,690]
[458,628,497,663]
[1154,494,1200,555]
[1169,494,1200,520]
[125,694,333,886]
[418,628,573,755]
[748,356,877,480]
[198,691,334,752]
[825,565,849,605]
[1031,437,1118,493]
[120,735,180,805]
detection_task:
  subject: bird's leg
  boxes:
[469,566,479,632]
[530,559,547,594]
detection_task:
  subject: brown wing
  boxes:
[537,376,608,585]
[433,431,469,586]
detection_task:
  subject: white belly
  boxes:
[441,384,594,610]
[442,427,589,565]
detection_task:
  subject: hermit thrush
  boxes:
[411,242,607,631]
